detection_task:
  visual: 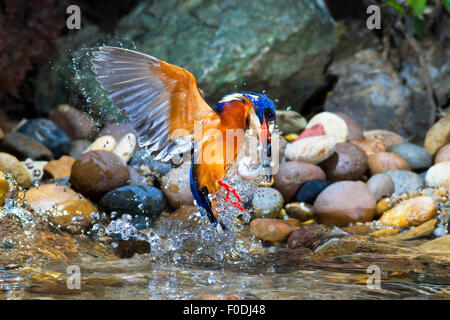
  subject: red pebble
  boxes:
[296,124,325,140]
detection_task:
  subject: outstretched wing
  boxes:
[91,46,217,161]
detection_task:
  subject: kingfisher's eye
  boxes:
[263,108,275,122]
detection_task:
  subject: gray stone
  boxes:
[383,170,425,194]
[366,173,395,201]
[390,143,432,171]
[34,1,337,116]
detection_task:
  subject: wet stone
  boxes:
[0,131,53,161]
[366,173,395,201]
[297,124,325,140]
[0,171,9,206]
[251,187,284,219]
[0,152,31,188]
[168,206,202,225]
[249,219,299,242]
[18,118,71,158]
[313,181,376,226]
[49,104,97,140]
[99,185,167,224]
[70,150,130,201]
[21,159,47,184]
[43,156,75,179]
[127,166,147,186]
[25,183,97,234]
[130,149,172,176]
[295,179,335,204]
[84,135,117,153]
[287,225,328,249]
[383,170,425,194]
[319,142,368,181]
[273,161,326,202]
[285,202,314,221]
[161,164,194,209]
[380,196,438,228]
[390,143,432,171]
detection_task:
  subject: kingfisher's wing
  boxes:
[91,46,217,161]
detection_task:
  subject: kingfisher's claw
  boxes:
[218,179,246,211]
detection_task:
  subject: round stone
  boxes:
[383,170,425,194]
[99,185,167,223]
[333,112,363,141]
[319,142,368,180]
[0,152,31,188]
[161,163,194,208]
[275,110,307,134]
[285,202,314,221]
[435,144,450,163]
[306,112,348,143]
[70,150,130,201]
[0,131,53,161]
[363,129,405,149]
[425,161,450,187]
[284,135,336,164]
[251,187,284,219]
[424,115,450,155]
[366,173,395,201]
[273,161,326,201]
[49,104,97,140]
[130,149,173,176]
[295,179,335,204]
[25,183,97,233]
[380,196,437,228]
[249,219,299,242]
[368,152,410,175]
[390,143,432,171]
[313,181,376,226]
[350,138,385,157]
[18,118,71,158]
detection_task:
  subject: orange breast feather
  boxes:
[195,100,249,194]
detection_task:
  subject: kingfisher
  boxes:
[91,46,276,230]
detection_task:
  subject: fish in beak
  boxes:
[259,115,272,184]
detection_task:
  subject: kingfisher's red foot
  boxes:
[218,179,245,211]
[219,196,246,211]
[218,179,243,203]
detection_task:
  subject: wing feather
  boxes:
[91,46,216,161]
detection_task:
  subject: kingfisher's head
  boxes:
[216,92,276,182]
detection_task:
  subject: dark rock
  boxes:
[99,185,167,223]
[319,142,368,180]
[35,1,336,115]
[49,104,98,140]
[275,110,307,134]
[70,150,130,201]
[0,131,53,161]
[18,118,71,158]
[295,179,335,204]
[273,161,326,201]
[325,48,449,144]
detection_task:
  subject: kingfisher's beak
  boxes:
[260,116,272,184]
